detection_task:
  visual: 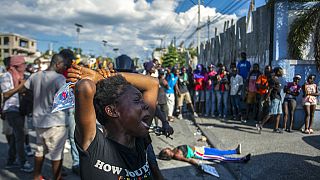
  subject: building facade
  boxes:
[0,33,37,60]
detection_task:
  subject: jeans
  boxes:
[204,147,237,156]
[5,111,26,165]
[68,109,79,167]
[205,90,216,116]
[216,91,229,116]
[230,95,241,116]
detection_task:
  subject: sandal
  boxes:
[309,129,314,134]
[304,129,310,134]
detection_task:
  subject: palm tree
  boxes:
[285,0,320,69]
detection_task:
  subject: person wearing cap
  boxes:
[143,61,156,76]
[302,74,319,134]
[0,56,33,172]
[282,74,301,132]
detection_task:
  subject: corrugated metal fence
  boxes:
[199,5,271,67]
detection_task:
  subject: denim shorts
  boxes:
[269,98,282,115]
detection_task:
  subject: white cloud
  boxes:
[0,0,238,59]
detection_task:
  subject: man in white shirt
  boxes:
[0,56,33,172]
[230,67,243,121]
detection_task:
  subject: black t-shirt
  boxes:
[158,79,167,105]
[178,73,189,94]
[269,77,281,100]
[76,129,152,180]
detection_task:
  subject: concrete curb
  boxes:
[193,117,239,179]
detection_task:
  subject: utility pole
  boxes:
[197,0,201,55]
[174,36,176,47]
[207,16,210,42]
[75,23,83,55]
[246,0,255,32]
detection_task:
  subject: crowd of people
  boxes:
[143,52,319,134]
[0,50,319,179]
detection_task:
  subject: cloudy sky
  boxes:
[0,0,266,59]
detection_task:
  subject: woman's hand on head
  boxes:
[67,64,104,84]
[96,68,118,79]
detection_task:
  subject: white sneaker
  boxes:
[178,114,182,119]
[193,113,198,118]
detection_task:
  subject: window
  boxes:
[4,49,9,53]
[19,39,28,48]
[4,37,9,45]
[31,42,34,46]
[0,37,2,45]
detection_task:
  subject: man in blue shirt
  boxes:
[237,52,251,80]
[165,68,179,122]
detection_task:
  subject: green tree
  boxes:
[162,45,179,67]
[177,50,187,67]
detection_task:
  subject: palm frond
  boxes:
[288,6,320,60]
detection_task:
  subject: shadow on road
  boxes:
[229,152,320,180]
[302,135,320,150]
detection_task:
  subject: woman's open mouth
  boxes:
[141,121,150,129]
[141,115,151,129]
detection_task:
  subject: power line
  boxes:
[188,0,196,5]
[185,0,249,42]
[184,0,239,41]
[205,0,214,7]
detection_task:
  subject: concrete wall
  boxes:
[273,0,320,130]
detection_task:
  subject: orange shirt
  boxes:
[256,75,268,95]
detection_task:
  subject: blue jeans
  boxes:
[205,90,216,116]
[216,91,229,116]
[68,109,79,167]
[230,95,241,116]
